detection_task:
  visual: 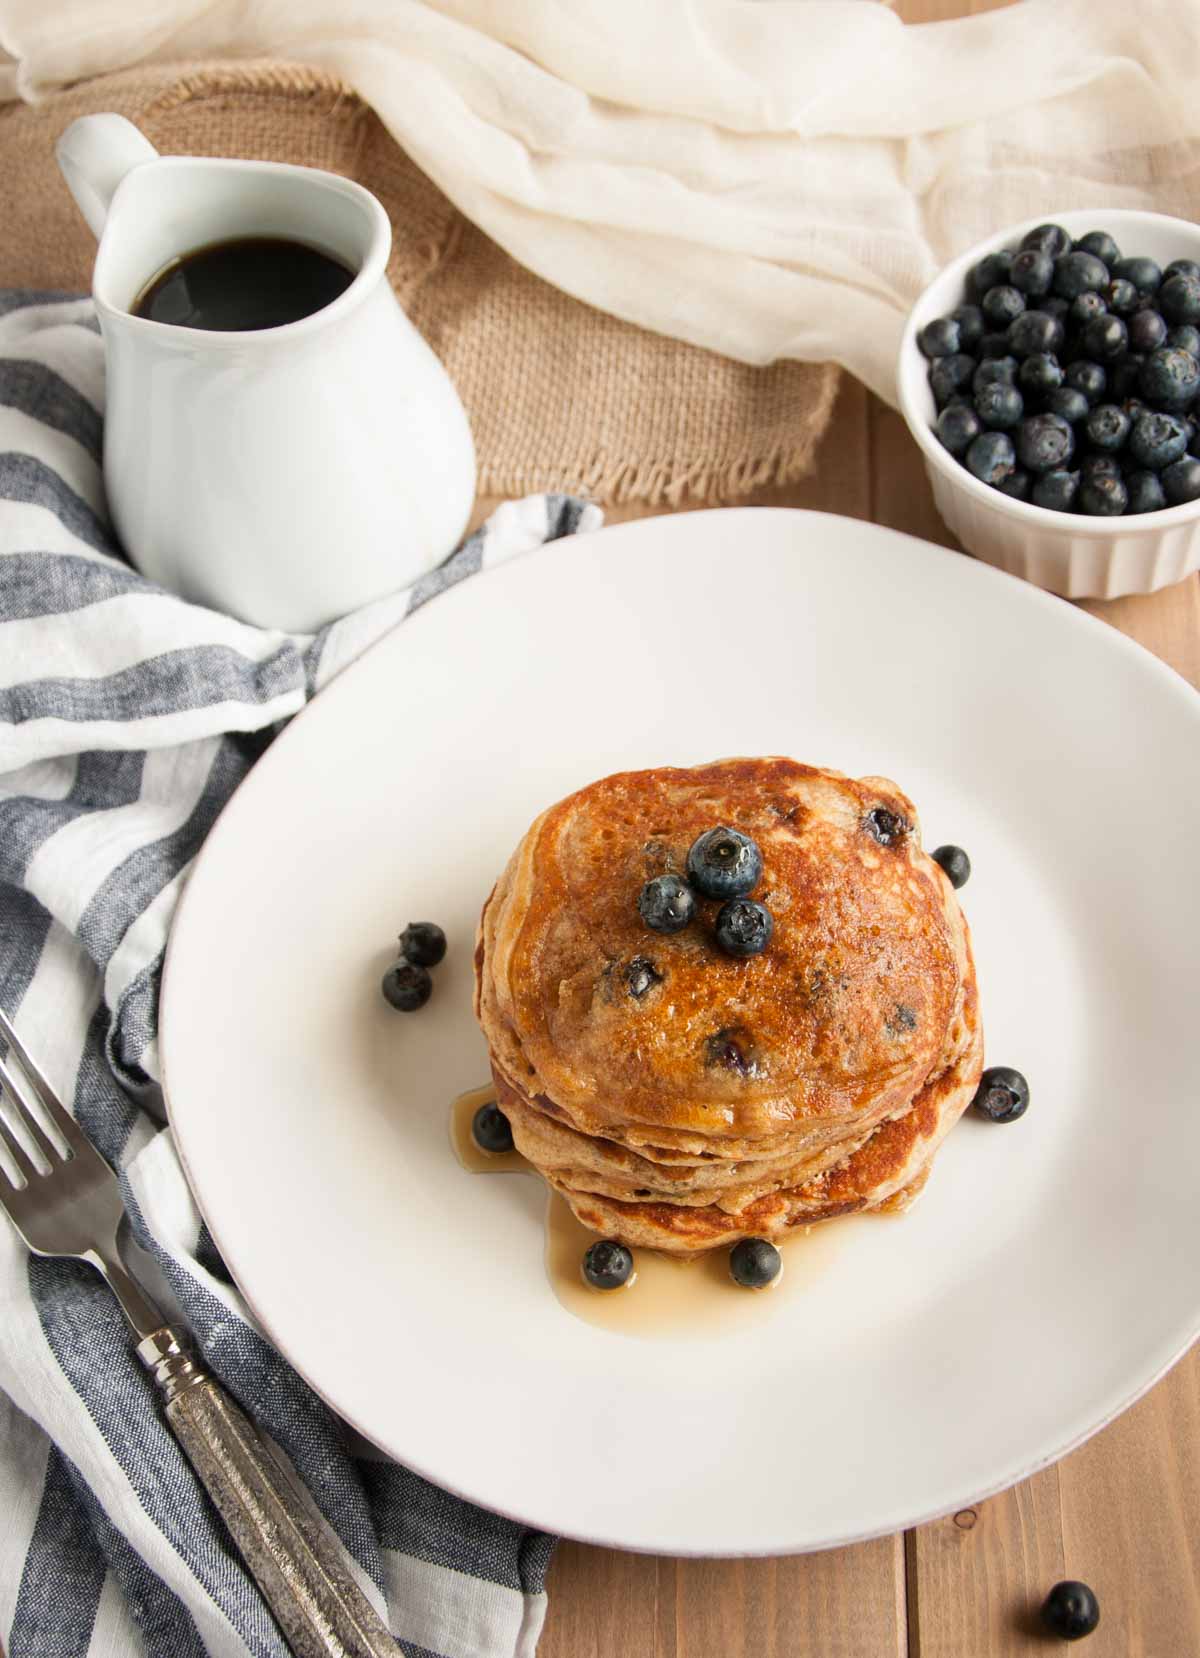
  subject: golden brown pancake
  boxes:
[474,756,982,1255]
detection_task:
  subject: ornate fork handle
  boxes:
[139,1328,399,1658]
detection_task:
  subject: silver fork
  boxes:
[0,1004,400,1658]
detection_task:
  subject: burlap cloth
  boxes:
[0,61,838,507]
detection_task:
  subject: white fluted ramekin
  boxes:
[898,209,1200,598]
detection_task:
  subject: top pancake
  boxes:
[477,757,966,1150]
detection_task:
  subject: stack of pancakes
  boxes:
[474,757,982,1255]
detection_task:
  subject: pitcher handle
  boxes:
[57,113,160,240]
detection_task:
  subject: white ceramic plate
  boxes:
[162,509,1200,1556]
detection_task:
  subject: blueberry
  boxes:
[981,285,1025,328]
[1017,352,1063,397]
[1044,386,1090,425]
[1041,295,1071,323]
[625,956,662,998]
[935,403,982,456]
[1010,247,1054,298]
[1103,277,1139,315]
[1128,307,1168,353]
[1107,353,1145,401]
[1016,412,1074,472]
[381,961,433,1011]
[1128,410,1189,469]
[1068,291,1107,328]
[1167,324,1200,357]
[1009,309,1063,357]
[1073,230,1120,268]
[965,430,1015,485]
[398,921,446,968]
[686,826,763,899]
[1165,258,1200,283]
[972,1065,1030,1123]
[1081,453,1121,483]
[1084,403,1130,451]
[1052,250,1109,298]
[472,1102,513,1153]
[1113,254,1162,294]
[1032,468,1080,511]
[974,356,1017,390]
[729,1237,782,1289]
[1079,472,1128,515]
[582,1239,634,1291]
[1162,455,1200,503]
[950,304,985,351]
[1020,223,1072,259]
[929,352,978,406]
[974,381,1023,430]
[930,844,971,888]
[863,806,911,846]
[969,249,1013,298]
[715,898,773,958]
[1139,346,1200,409]
[1158,271,1200,326]
[1065,359,1106,403]
[918,317,961,359]
[1125,469,1167,514]
[638,873,695,932]
[1040,1581,1100,1641]
[979,330,1016,359]
[996,467,1031,501]
[1081,314,1128,361]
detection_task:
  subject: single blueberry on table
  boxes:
[1128,410,1189,469]
[1065,359,1106,403]
[1032,468,1080,512]
[398,921,447,968]
[1009,247,1054,297]
[1016,412,1074,473]
[1052,250,1109,299]
[1020,223,1072,259]
[935,402,983,456]
[1103,277,1139,315]
[1113,254,1163,294]
[929,352,977,406]
[972,1065,1030,1123]
[1107,353,1145,401]
[1139,346,1200,409]
[974,380,1023,430]
[996,467,1031,501]
[1040,1580,1100,1642]
[1165,258,1200,283]
[1125,469,1167,514]
[1081,313,1128,361]
[1073,230,1121,268]
[715,898,774,958]
[931,844,971,888]
[969,249,1013,299]
[1017,352,1063,396]
[1167,324,1200,357]
[965,429,1016,486]
[974,355,1018,390]
[950,304,985,351]
[918,316,961,359]
[1079,472,1128,515]
[1044,386,1090,425]
[472,1102,514,1154]
[686,826,763,899]
[582,1239,634,1291]
[1162,455,1200,503]
[981,285,1025,328]
[1159,271,1200,325]
[1009,309,1064,357]
[729,1237,783,1289]
[1085,402,1131,451]
[1128,307,1168,354]
[381,961,433,1011]
[1069,291,1107,328]
[638,873,696,933]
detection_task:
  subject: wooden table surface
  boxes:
[525,2,1200,1651]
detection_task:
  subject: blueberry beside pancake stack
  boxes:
[473,757,983,1258]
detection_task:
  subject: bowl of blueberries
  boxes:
[898,209,1200,597]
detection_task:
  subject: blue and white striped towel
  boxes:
[0,290,602,1658]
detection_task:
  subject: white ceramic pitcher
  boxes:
[57,114,476,632]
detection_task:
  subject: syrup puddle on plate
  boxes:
[450,1086,862,1338]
